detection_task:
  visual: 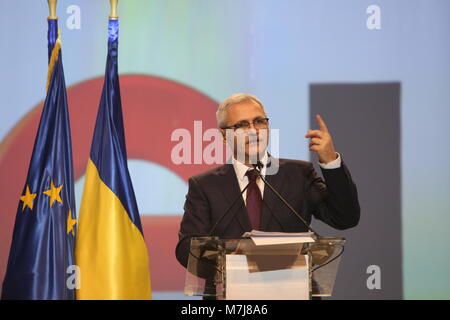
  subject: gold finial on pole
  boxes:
[109,0,118,19]
[48,0,58,20]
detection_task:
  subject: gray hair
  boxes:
[216,93,267,128]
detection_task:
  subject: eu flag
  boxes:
[1,19,77,300]
[75,19,151,299]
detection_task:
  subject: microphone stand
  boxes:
[252,161,322,238]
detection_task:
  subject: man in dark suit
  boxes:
[175,93,360,268]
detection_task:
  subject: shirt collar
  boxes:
[232,152,269,182]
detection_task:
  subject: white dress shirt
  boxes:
[232,152,342,204]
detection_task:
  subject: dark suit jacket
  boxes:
[175,157,360,268]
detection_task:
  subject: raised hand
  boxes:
[305,114,337,164]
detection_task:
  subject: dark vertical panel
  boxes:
[309,83,402,299]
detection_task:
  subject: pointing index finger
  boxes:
[316,114,329,132]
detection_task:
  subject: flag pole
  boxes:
[48,0,58,20]
[109,0,118,19]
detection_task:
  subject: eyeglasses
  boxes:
[222,117,269,131]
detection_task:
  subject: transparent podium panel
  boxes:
[184,237,225,298]
[305,237,346,297]
[184,236,345,299]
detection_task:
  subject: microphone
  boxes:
[254,160,264,171]
[252,160,321,237]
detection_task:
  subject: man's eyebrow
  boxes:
[236,116,265,123]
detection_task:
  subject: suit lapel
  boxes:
[217,164,252,232]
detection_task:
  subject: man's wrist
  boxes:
[318,152,338,164]
[319,152,341,169]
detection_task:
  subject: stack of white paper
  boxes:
[243,230,316,246]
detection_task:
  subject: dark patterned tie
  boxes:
[245,169,262,230]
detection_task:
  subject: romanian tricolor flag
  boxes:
[1,19,76,300]
[75,18,151,300]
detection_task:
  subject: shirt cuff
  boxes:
[318,152,341,169]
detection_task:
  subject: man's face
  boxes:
[222,100,269,165]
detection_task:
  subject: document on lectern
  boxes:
[242,230,316,246]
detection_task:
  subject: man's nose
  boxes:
[248,122,257,129]
[247,125,259,134]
